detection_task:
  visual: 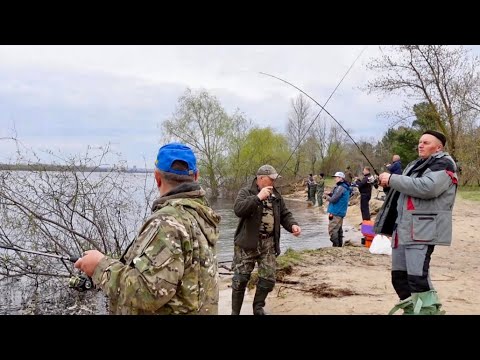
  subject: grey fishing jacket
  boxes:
[374,151,458,247]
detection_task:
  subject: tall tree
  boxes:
[377,126,420,167]
[221,111,253,193]
[235,127,290,180]
[286,94,313,177]
[412,102,439,132]
[301,135,320,174]
[161,88,236,199]
[455,121,480,185]
[365,45,480,158]
[320,124,349,176]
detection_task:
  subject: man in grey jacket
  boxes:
[231,164,301,315]
[375,130,458,315]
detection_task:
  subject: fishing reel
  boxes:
[267,193,276,202]
[68,274,94,292]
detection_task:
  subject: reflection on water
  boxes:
[210,198,331,263]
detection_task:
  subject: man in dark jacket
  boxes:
[386,154,403,175]
[376,131,458,315]
[354,166,374,221]
[231,164,301,315]
[383,155,402,195]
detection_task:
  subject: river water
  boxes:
[211,198,332,263]
[0,171,352,314]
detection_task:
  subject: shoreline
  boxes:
[218,191,480,315]
[282,193,366,246]
[217,191,368,315]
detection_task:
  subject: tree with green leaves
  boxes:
[161,88,247,199]
[233,127,290,181]
[377,126,420,168]
[301,135,320,174]
[412,102,439,132]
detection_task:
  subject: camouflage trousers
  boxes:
[328,215,344,247]
[308,185,317,204]
[232,236,276,282]
[316,187,324,206]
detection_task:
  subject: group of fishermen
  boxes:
[73,129,457,316]
[305,173,326,206]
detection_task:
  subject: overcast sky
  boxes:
[1,45,479,168]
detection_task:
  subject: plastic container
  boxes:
[364,234,374,248]
[361,220,375,248]
[361,220,375,236]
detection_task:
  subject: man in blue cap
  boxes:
[75,142,221,315]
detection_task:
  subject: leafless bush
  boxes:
[0,144,156,314]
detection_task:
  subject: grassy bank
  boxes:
[458,186,480,201]
[246,248,306,289]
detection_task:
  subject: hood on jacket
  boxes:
[151,182,221,246]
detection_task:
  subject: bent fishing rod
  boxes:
[0,244,79,262]
[260,46,380,178]
[0,244,93,291]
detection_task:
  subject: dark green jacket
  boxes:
[233,179,298,256]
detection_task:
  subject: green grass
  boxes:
[247,249,306,289]
[458,186,480,201]
[276,248,304,268]
[324,177,336,188]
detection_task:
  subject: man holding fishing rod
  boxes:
[324,171,350,247]
[74,143,221,315]
[375,130,457,315]
[231,164,301,315]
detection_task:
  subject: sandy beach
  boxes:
[218,190,480,315]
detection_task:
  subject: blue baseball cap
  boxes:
[155,143,198,176]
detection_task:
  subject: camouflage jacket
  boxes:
[314,176,325,191]
[92,183,221,315]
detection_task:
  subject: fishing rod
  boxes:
[0,244,93,291]
[260,46,380,177]
[0,244,79,262]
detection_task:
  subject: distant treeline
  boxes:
[0,163,154,173]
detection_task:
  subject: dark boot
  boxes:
[231,289,246,315]
[338,225,344,247]
[253,278,275,315]
[231,274,250,315]
[392,270,411,300]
